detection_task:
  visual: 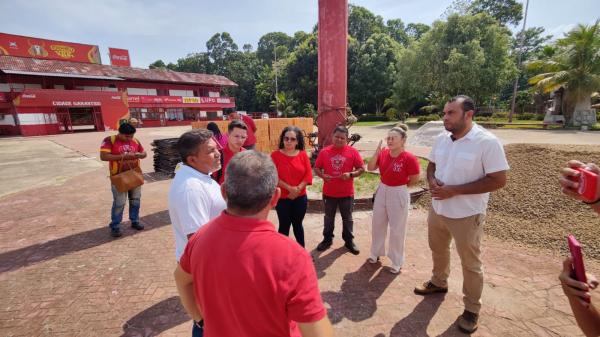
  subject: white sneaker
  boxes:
[388,265,401,274]
[367,256,379,264]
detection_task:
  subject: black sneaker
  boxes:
[111,228,122,237]
[316,240,332,251]
[131,222,144,230]
[345,242,360,255]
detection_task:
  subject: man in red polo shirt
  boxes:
[314,125,365,255]
[227,109,257,150]
[174,151,333,337]
[211,120,247,184]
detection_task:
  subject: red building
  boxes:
[0,33,237,136]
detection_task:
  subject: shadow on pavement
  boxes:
[312,247,346,279]
[322,261,398,324]
[386,294,463,337]
[120,296,190,337]
[0,210,171,274]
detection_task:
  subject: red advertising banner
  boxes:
[109,48,131,67]
[128,95,234,107]
[0,33,102,64]
[13,89,129,130]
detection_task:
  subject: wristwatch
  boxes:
[194,320,204,328]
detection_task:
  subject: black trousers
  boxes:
[275,195,307,247]
[323,196,354,243]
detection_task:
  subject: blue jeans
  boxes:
[109,184,141,229]
[275,195,307,247]
[192,321,204,337]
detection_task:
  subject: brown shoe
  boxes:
[458,310,479,334]
[414,281,448,295]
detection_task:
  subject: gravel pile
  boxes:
[416,144,600,259]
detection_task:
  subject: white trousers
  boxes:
[370,183,410,268]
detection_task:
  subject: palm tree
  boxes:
[270,92,296,118]
[527,20,600,125]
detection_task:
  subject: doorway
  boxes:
[68,107,99,132]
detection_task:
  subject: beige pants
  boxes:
[370,183,410,268]
[428,208,485,314]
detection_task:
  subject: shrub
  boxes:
[516,113,536,120]
[417,114,441,123]
[474,116,491,122]
[357,114,390,122]
[491,112,508,119]
[385,108,399,121]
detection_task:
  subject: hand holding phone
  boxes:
[568,234,589,304]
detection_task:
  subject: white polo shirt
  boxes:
[168,164,226,261]
[427,124,509,219]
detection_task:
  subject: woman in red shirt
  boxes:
[271,126,313,247]
[367,124,421,273]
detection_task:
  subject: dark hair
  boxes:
[206,122,222,138]
[223,108,235,115]
[224,151,278,215]
[118,123,136,135]
[333,125,349,136]
[450,95,476,114]
[176,129,213,164]
[278,126,305,151]
[228,120,247,133]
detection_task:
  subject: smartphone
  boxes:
[569,167,599,202]
[567,234,589,302]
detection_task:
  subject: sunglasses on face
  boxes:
[284,137,297,142]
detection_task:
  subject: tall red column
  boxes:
[317,0,348,147]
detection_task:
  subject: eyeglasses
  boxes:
[284,137,297,142]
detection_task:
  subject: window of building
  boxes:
[166,108,183,121]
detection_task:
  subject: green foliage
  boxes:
[492,112,508,119]
[392,13,516,112]
[348,5,386,44]
[149,60,166,69]
[256,32,293,65]
[515,113,537,120]
[468,0,523,26]
[357,114,390,122]
[385,108,400,121]
[527,20,600,124]
[417,114,441,122]
[474,116,491,121]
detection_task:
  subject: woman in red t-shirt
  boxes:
[366,124,421,274]
[271,126,313,247]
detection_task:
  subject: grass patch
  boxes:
[354,121,396,126]
[307,172,381,197]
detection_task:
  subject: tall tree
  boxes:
[348,4,385,44]
[527,20,600,124]
[405,23,430,41]
[283,34,318,112]
[149,60,166,69]
[206,32,239,76]
[256,32,293,65]
[349,33,402,115]
[468,0,523,26]
[386,19,409,47]
[393,13,516,110]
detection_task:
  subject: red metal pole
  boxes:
[317,0,348,147]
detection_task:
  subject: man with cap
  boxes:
[100,123,147,237]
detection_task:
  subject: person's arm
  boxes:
[560,160,600,214]
[430,170,507,200]
[407,174,420,187]
[174,264,203,322]
[100,152,138,161]
[367,140,383,172]
[559,257,600,336]
[426,161,442,190]
[341,150,365,180]
[298,316,334,337]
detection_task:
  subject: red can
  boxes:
[571,167,599,202]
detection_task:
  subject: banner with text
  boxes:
[0,33,102,64]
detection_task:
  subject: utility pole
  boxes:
[274,46,279,116]
[508,0,530,123]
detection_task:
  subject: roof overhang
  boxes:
[1,69,124,81]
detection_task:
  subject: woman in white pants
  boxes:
[367,124,421,274]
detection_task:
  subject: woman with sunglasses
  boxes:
[367,124,421,274]
[271,126,313,247]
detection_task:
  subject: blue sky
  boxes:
[1,0,598,68]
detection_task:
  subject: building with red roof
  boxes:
[0,33,237,136]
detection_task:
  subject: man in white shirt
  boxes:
[414,95,509,334]
[169,129,226,262]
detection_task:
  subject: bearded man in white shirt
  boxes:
[414,95,509,334]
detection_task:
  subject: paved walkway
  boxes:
[1,126,599,336]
